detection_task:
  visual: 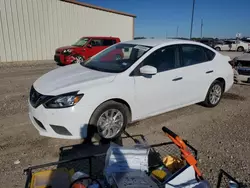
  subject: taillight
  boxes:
[229,61,234,68]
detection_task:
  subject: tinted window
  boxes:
[224,41,231,44]
[204,48,215,61]
[200,40,208,43]
[181,44,207,66]
[103,39,116,46]
[141,45,179,73]
[90,39,102,46]
[82,43,151,73]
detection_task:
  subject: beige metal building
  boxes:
[0,0,136,62]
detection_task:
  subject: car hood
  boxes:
[55,46,80,53]
[33,64,117,95]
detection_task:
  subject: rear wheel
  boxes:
[202,80,224,107]
[215,47,221,51]
[88,101,129,140]
[237,46,244,52]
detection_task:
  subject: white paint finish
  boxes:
[215,41,250,52]
[29,39,234,139]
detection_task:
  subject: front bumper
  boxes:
[234,67,250,83]
[54,54,76,65]
[28,101,92,139]
[54,54,61,64]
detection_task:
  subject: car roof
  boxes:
[82,36,119,39]
[123,39,200,47]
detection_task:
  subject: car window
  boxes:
[204,48,215,61]
[82,43,151,73]
[180,44,208,66]
[140,45,179,73]
[200,40,208,43]
[72,38,89,47]
[90,39,102,46]
[103,39,116,46]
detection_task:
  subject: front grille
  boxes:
[237,69,250,76]
[30,86,53,108]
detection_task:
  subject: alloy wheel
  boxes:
[96,109,124,139]
[209,84,222,105]
[75,56,84,63]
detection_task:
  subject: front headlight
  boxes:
[44,92,83,108]
[62,49,72,54]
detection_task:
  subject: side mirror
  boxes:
[139,65,157,75]
[87,44,92,48]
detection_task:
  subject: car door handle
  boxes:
[206,70,214,74]
[172,77,183,81]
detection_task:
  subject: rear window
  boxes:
[103,39,117,46]
[204,48,215,61]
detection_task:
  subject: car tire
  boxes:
[215,47,221,51]
[237,46,244,52]
[88,101,130,140]
[202,80,224,107]
[73,55,85,64]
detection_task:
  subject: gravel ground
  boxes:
[0,57,249,187]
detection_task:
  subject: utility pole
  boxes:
[190,0,196,39]
[200,19,203,38]
[176,26,179,37]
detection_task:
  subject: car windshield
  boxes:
[72,38,89,47]
[81,43,151,73]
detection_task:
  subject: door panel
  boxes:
[132,45,185,118]
[179,44,215,103]
[221,45,229,51]
[87,39,104,58]
[133,69,184,118]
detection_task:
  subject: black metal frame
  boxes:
[216,169,242,188]
[23,153,106,188]
[23,132,242,188]
[23,138,198,188]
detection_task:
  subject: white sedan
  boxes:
[29,39,234,140]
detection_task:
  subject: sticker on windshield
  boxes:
[122,62,128,66]
[134,45,150,51]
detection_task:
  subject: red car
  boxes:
[54,36,121,65]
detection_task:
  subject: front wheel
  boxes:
[73,55,85,64]
[202,80,224,107]
[88,101,129,140]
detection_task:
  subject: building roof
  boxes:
[61,0,136,18]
